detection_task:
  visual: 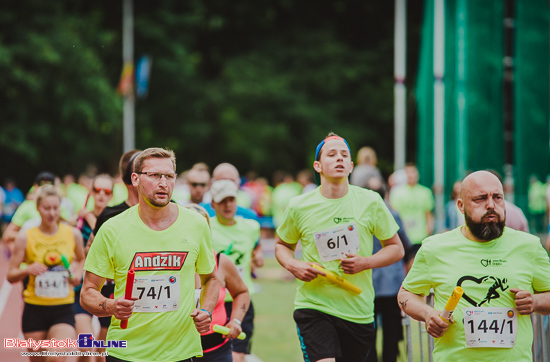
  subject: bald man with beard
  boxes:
[398,170,550,362]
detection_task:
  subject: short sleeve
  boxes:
[371,197,400,242]
[11,206,27,227]
[402,246,433,296]
[276,204,300,245]
[531,240,550,292]
[195,221,216,275]
[84,225,116,279]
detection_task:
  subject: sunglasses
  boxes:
[93,186,113,195]
[189,182,207,187]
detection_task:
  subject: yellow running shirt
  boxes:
[24,223,76,306]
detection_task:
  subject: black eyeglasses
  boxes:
[136,172,176,181]
[189,182,207,187]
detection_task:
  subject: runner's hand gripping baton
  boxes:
[213,324,246,340]
[440,286,464,322]
[120,269,135,329]
[310,264,362,295]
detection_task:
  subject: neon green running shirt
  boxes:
[11,199,72,227]
[403,227,550,361]
[85,205,215,362]
[390,183,434,244]
[277,186,399,324]
[210,217,260,298]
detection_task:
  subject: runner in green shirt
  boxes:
[209,179,262,362]
[398,170,550,362]
[275,132,404,362]
[81,148,219,362]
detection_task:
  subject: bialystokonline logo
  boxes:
[131,251,188,271]
[4,334,127,350]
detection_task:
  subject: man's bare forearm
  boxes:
[397,285,432,322]
[199,273,220,313]
[81,285,114,317]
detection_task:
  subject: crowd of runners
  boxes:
[1,133,550,362]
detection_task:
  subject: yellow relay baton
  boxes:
[311,264,362,295]
[440,286,464,322]
[213,324,246,340]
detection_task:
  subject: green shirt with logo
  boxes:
[403,227,550,362]
[85,205,215,362]
[210,216,260,298]
[277,185,399,324]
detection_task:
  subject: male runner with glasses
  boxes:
[81,147,219,362]
[275,133,404,362]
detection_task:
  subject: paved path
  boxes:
[0,246,27,361]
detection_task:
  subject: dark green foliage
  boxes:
[0,1,422,189]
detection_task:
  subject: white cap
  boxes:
[210,180,238,203]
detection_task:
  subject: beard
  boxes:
[139,185,172,208]
[464,210,505,241]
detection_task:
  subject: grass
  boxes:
[250,258,303,362]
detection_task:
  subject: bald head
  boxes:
[460,171,503,200]
[458,170,506,242]
[212,163,240,186]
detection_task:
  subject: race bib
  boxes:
[35,271,70,298]
[313,222,360,262]
[463,307,517,348]
[132,275,181,313]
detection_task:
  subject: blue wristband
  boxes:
[200,309,212,319]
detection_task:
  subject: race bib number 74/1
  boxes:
[463,307,517,348]
[132,275,181,313]
[313,222,360,262]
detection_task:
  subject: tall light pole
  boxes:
[394,0,407,171]
[122,0,135,152]
[433,0,445,232]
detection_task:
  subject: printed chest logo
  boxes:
[333,217,354,224]
[480,259,507,267]
[131,252,188,271]
[457,275,509,307]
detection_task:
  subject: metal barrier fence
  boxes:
[402,293,550,362]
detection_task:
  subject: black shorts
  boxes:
[22,303,76,333]
[294,308,375,362]
[224,300,254,354]
[98,282,115,328]
[406,243,422,260]
[74,289,92,316]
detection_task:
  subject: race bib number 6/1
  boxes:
[132,275,181,313]
[463,307,517,348]
[313,222,360,262]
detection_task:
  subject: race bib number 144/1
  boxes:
[463,307,517,348]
